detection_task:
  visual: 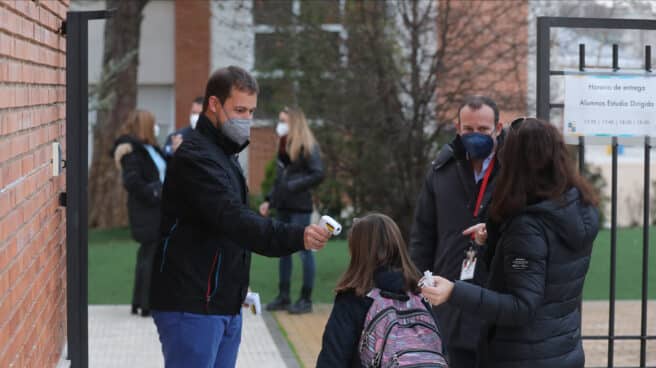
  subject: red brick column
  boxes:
[249,127,277,195]
[0,0,69,366]
[174,0,210,129]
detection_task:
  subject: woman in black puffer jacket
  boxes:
[259,106,324,314]
[422,118,600,368]
[111,110,167,317]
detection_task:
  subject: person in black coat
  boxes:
[149,66,331,368]
[421,118,600,368]
[317,213,444,367]
[111,110,167,317]
[409,95,504,367]
[259,106,324,314]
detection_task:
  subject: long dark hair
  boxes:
[489,118,599,221]
[335,213,421,296]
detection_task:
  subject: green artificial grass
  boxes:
[582,226,656,300]
[88,227,139,304]
[249,240,349,304]
[88,226,655,305]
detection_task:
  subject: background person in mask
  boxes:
[409,95,503,367]
[111,110,167,317]
[150,66,332,368]
[163,96,203,157]
[259,106,324,314]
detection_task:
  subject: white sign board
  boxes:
[563,73,656,137]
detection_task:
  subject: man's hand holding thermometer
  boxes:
[319,215,342,236]
[304,215,341,252]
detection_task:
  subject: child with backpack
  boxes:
[317,213,449,368]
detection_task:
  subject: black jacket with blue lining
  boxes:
[150,114,305,315]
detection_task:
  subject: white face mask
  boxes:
[153,124,160,137]
[275,121,289,137]
[189,113,199,129]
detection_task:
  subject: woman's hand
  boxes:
[259,201,270,216]
[463,223,487,245]
[420,276,454,306]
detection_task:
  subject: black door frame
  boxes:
[64,9,113,368]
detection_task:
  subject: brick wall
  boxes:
[174,0,209,130]
[0,0,68,367]
[436,0,529,124]
[249,126,277,195]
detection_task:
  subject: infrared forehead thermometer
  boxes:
[318,215,342,236]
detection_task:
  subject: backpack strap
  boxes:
[366,288,382,299]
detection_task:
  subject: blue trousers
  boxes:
[152,311,242,368]
[277,210,315,288]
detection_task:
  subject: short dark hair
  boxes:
[489,118,599,221]
[202,66,259,112]
[193,96,204,105]
[457,95,499,124]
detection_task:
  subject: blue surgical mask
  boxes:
[460,132,494,159]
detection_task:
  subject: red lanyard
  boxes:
[473,158,495,218]
[470,158,495,241]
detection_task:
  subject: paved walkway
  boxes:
[84,301,656,368]
[274,301,656,368]
[88,305,298,368]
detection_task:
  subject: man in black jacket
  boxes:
[150,66,331,368]
[409,95,503,367]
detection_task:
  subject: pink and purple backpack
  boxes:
[358,288,448,368]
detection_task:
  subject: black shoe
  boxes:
[131,304,139,315]
[140,308,151,317]
[288,297,312,314]
[266,295,291,311]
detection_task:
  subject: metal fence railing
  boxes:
[537,16,655,368]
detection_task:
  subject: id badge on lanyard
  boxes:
[459,243,477,280]
[460,158,495,281]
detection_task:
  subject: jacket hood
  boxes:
[373,268,406,294]
[110,134,142,156]
[524,187,600,250]
[111,135,147,169]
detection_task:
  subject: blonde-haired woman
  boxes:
[111,110,167,317]
[260,106,324,314]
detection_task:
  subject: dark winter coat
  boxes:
[316,269,441,368]
[409,133,502,350]
[163,125,193,157]
[449,188,600,368]
[150,115,306,315]
[112,135,165,244]
[267,144,324,213]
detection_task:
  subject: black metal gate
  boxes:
[63,9,112,368]
[537,17,654,368]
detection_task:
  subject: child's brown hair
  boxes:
[335,213,421,296]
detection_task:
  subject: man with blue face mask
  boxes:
[410,95,504,368]
[150,66,332,368]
